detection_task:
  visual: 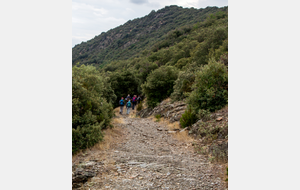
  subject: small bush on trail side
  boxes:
[137,101,143,111]
[155,114,161,122]
[180,106,197,128]
[72,122,104,154]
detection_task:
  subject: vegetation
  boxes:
[72,6,228,153]
[170,67,198,101]
[107,70,140,107]
[72,65,114,154]
[187,59,228,112]
[141,66,179,108]
[155,114,161,122]
[136,101,143,111]
[197,109,211,122]
[180,106,197,128]
[72,6,227,67]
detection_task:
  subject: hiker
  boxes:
[119,97,125,114]
[137,95,142,104]
[126,100,132,114]
[132,95,137,110]
[125,94,131,101]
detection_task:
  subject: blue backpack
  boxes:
[119,99,124,106]
[127,101,131,107]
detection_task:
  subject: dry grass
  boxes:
[111,117,124,125]
[164,97,172,102]
[113,107,121,117]
[93,123,123,152]
[172,130,194,142]
[141,98,148,109]
[150,115,193,143]
[152,116,181,131]
[166,121,181,131]
[129,110,137,118]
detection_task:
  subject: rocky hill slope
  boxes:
[72,5,227,66]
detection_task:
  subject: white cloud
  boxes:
[130,0,149,5]
[72,2,108,14]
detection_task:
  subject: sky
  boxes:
[72,0,228,47]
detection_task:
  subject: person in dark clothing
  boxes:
[119,97,125,114]
[137,95,142,104]
[126,94,131,102]
[132,95,137,110]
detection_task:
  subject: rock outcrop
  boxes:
[136,100,186,122]
[72,161,102,188]
[189,106,228,162]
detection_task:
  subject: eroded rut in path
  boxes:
[73,115,226,190]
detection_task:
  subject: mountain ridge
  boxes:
[72,5,227,66]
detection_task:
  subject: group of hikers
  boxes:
[119,94,142,115]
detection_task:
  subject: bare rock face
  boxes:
[72,161,100,188]
[137,100,186,123]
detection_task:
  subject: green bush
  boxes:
[72,65,114,154]
[137,101,143,111]
[108,70,140,108]
[72,122,104,154]
[180,106,197,128]
[141,66,179,108]
[187,59,228,112]
[197,109,211,121]
[155,114,161,122]
[170,67,198,101]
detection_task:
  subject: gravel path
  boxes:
[73,114,227,190]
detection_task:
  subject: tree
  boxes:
[187,59,228,112]
[142,66,179,108]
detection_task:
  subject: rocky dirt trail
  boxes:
[72,111,227,190]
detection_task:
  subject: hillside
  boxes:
[72,5,227,66]
[72,6,228,183]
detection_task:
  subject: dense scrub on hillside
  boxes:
[72,6,227,66]
[72,7,228,153]
[100,8,228,107]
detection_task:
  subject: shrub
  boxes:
[155,114,161,122]
[141,66,179,108]
[180,106,197,128]
[108,70,140,108]
[197,109,211,121]
[72,65,114,154]
[137,101,143,111]
[187,59,228,112]
[170,67,199,101]
[72,122,104,154]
